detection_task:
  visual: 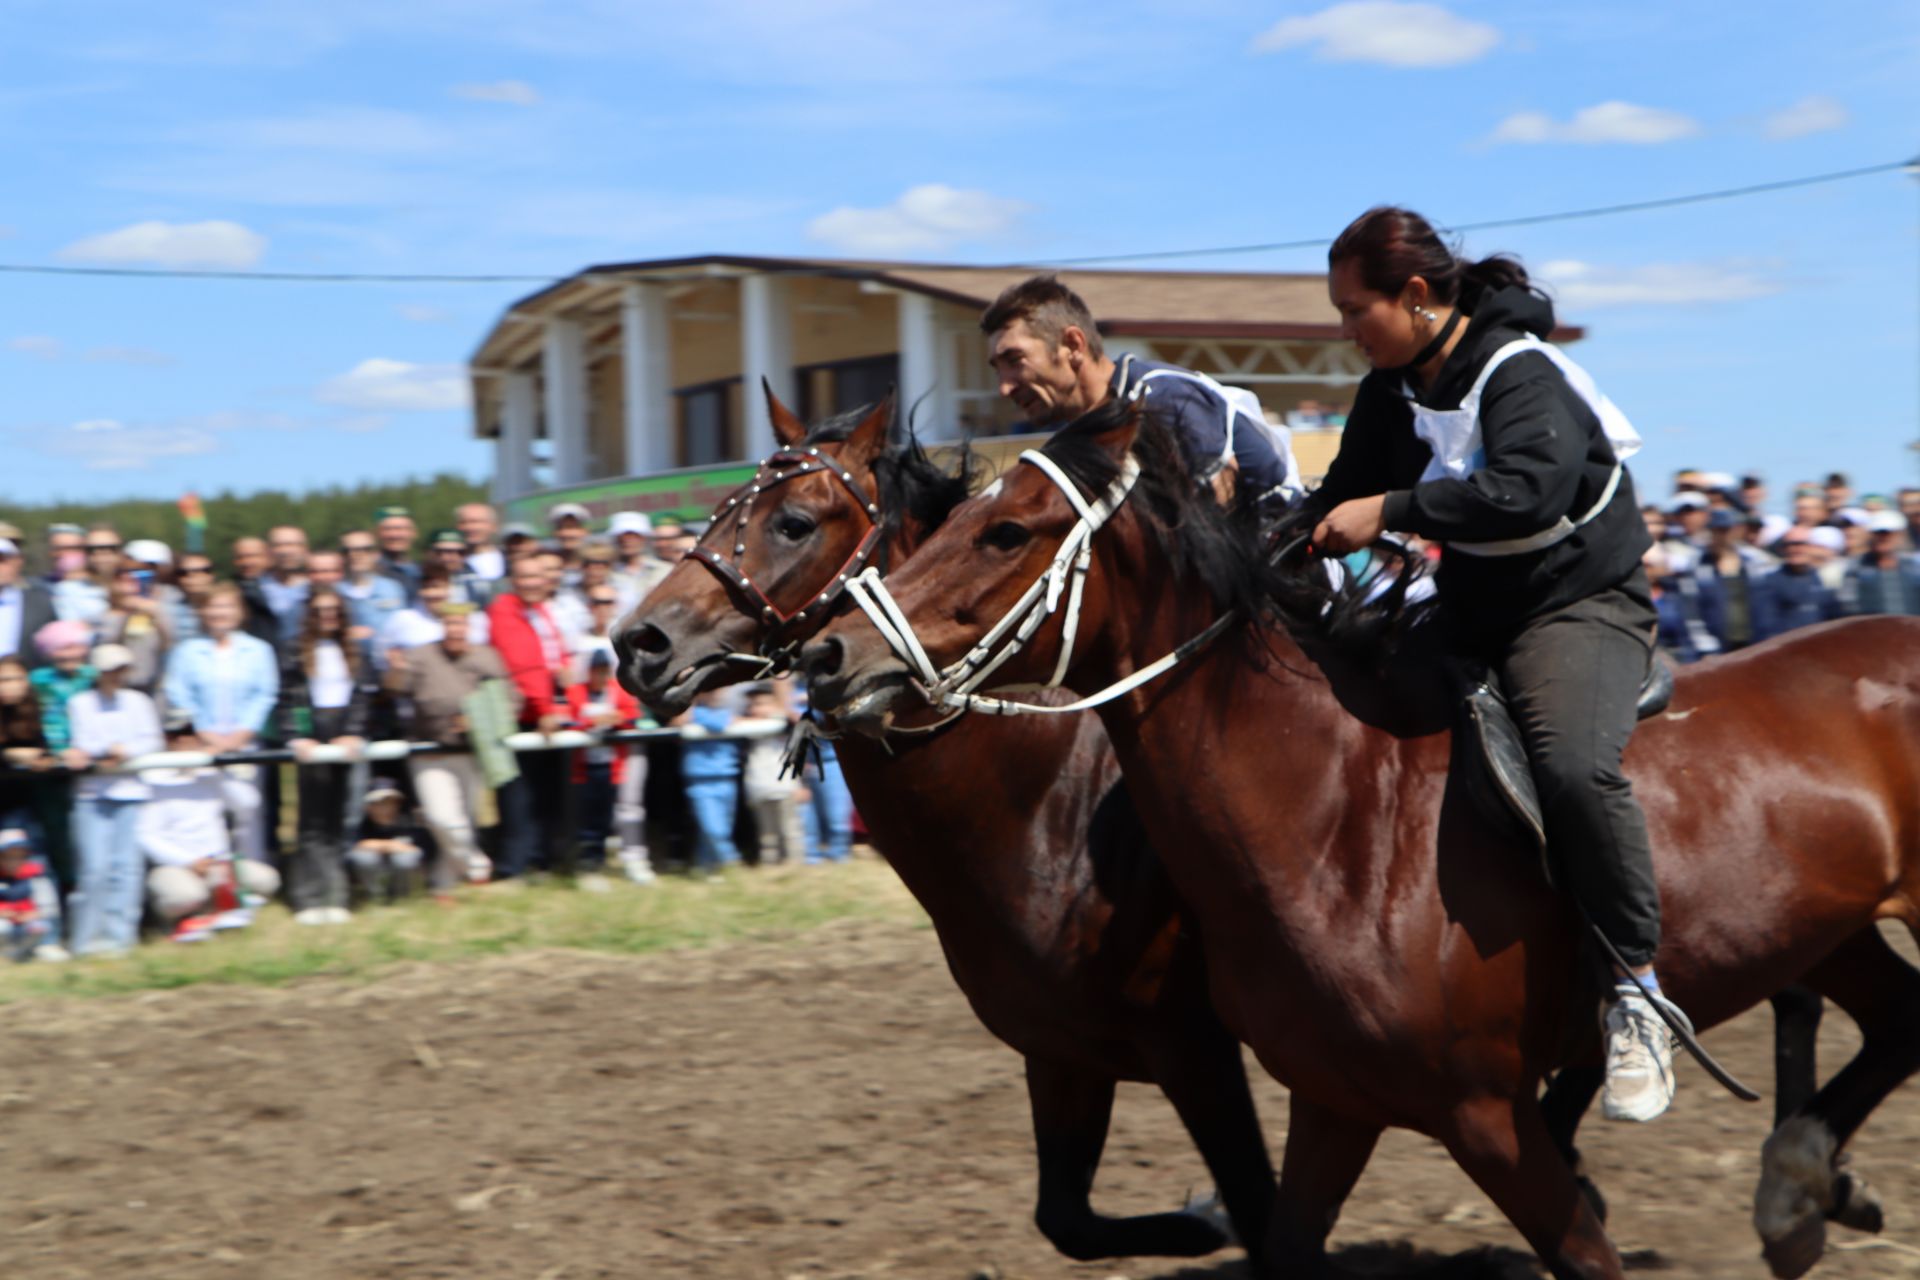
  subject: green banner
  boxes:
[504,463,760,530]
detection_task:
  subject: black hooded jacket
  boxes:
[1301,286,1651,647]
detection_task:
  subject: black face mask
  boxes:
[1400,306,1463,373]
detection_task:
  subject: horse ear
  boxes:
[762,377,807,448]
[843,391,896,467]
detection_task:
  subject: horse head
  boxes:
[803,399,1187,734]
[617,383,966,717]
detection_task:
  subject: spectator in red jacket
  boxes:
[564,649,642,875]
[485,554,575,878]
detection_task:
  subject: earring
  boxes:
[1416,307,1437,323]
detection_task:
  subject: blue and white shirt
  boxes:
[1108,356,1302,503]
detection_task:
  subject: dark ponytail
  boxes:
[1328,206,1536,310]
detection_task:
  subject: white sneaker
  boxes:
[293,907,331,926]
[324,906,353,924]
[1602,986,1680,1122]
[620,855,656,886]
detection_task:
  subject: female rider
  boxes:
[1303,206,1677,1123]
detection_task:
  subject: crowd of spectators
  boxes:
[0,501,854,961]
[1637,473,1920,663]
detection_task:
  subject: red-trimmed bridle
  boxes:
[685,444,885,663]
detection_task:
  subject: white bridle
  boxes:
[841,448,1239,717]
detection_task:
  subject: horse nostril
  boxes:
[799,635,845,681]
[624,622,672,658]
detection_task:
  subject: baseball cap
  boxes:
[163,707,197,734]
[429,528,466,548]
[1834,507,1872,527]
[90,643,135,673]
[1706,509,1740,531]
[0,538,17,559]
[650,516,686,538]
[364,781,406,805]
[609,511,653,537]
[548,502,591,527]
[374,505,412,522]
[0,828,29,850]
[501,522,537,541]
[1668,492,1708,512]
[124,538,172,566]
[1868,511,1908,534]
[1806,527,1846,554]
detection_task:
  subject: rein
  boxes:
[842,449,1239,717]
[686,444,886,670]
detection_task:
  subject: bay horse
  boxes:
[800,400,1920,1280]
[614,393,1278,1262]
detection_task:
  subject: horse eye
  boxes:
[981,521,1031,552]
[773,514,816,542]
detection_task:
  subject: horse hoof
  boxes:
[1760,1212,1826,1280]
[1829,1171,1885,1235]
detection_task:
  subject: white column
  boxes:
[896,291,944,438]
[543,316,590,486]
[740,274,794,460]
[495,371,537,504]
[621,282,672,475]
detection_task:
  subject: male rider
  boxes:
[981,274,1302,506]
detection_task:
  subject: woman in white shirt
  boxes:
[276,587,375,925]
[63,643,162,955]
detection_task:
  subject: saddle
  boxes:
[1460,657,1674,878]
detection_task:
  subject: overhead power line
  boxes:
[0,158,1910,284]
[1034,157,1920,267]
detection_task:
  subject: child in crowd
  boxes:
[681,689,742,875]
[138,714,281,942]
[0,828,65,962]
[64,643,162,957]
[564,649,642,877]
[347,782,427,903]
[29,620,95,753]
[736,684,807,866]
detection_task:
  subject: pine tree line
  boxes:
[0,473,489,568]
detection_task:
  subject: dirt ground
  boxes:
[3,918,1917,1280]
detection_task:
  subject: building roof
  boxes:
[469,253,1356,373]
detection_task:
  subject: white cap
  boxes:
[1698,471,1736,492]
[1835,506,1872,527]
[609,511,653,537]
[1669,491,1709,511]
[124,538,172,566]
[90,643,135,673]
[1805,526,1846,554]
[1868,511,1908,534]
[1757,514,1792,546]
[0,538,17,558]
[547,502,591,527]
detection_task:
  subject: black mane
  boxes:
[801,401,975,540]
[1038,399,1433,660]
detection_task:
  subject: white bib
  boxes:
[1401,337,1641,557]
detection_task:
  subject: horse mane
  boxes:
[800,401,976,541]
[1038,398,1434,663]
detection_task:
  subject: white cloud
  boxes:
[58,219,267,269]
[1251,1,1498,67]
[8,335,64,360]
[1764,95,1847,140]
[451,79,540,106]
[1538,259,1780,309]
[396,303,453,324]
[807,184,1027,255]
[44,420,219,471]
[317,358,470,412]
[1489,101,1700,145]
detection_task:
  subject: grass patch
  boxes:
[0,857,927,1003]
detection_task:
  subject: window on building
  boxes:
[798,354,900,423]
[677,380,735,466]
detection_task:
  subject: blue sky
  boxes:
[2,0,1916,510]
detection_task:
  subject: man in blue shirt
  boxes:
[980,274,1302,505]
[1752,529,1844,641]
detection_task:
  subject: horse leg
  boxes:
[1753,928,1920,1279]
[1769,985,1824,1126]
[1022,1056,1230,1261]
[1439,1094,1622,1280]
[1255,1095,1382,1278]
[1139,1019,1278,1257]
[1540,1065,1608,1224]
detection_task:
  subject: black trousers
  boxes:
[496,746,577,878]
[1488,576,1662,969]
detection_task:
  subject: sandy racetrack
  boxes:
[2,917,1916,1279]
